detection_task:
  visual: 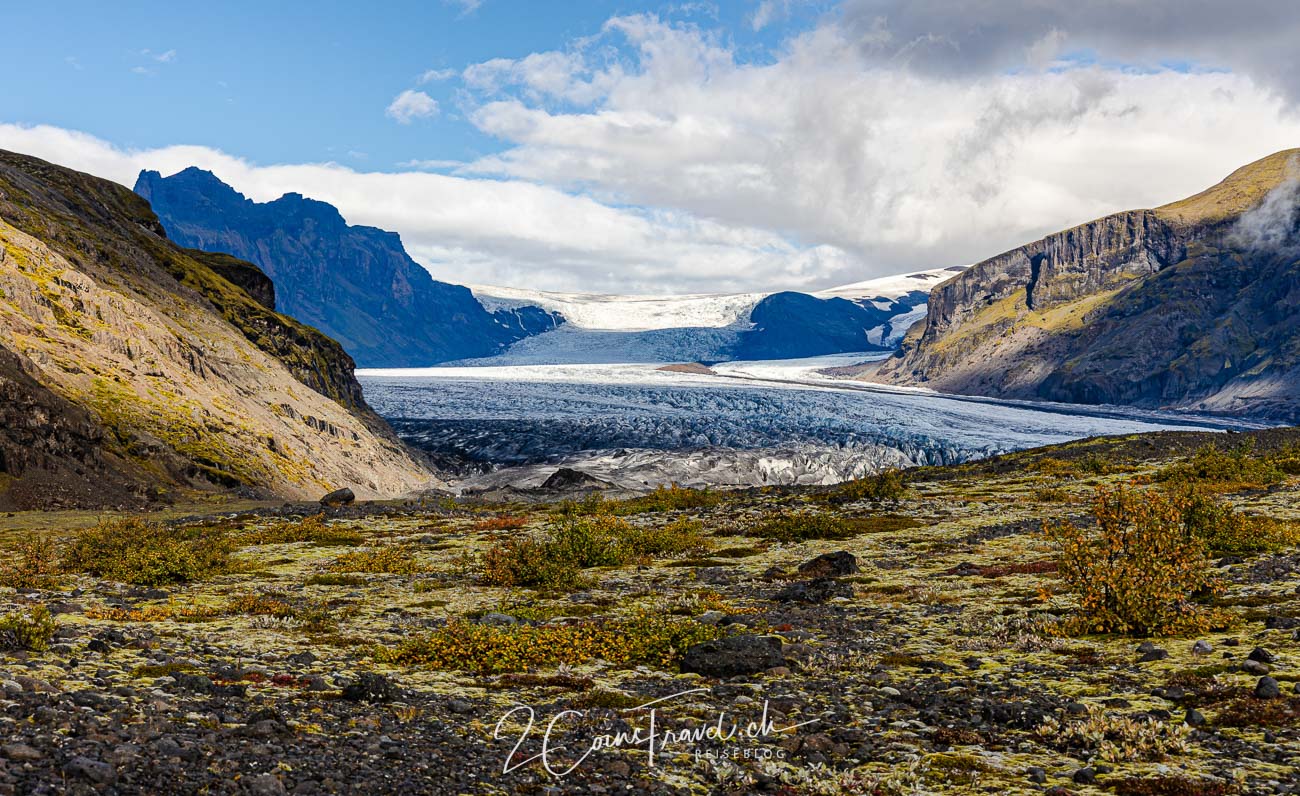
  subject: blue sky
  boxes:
[2,1,823,169]
[2,2,1298,293]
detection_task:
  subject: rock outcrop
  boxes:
[0,150,434,507]
[878,149,1300,421]
[134,168,561,367]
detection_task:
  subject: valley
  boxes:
[358,355,1252,491]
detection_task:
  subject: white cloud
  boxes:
[456,12,1300,277]
[385,90,440,124]
[0,123,841,294]
[418,68,457,83]
[444,0,484,16]
[7,6,1300,295]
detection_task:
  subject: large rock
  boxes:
[320,487,356,506]
[680,635,784,677]
[540,468,615,492]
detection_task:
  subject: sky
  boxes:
[2,0,1300,294]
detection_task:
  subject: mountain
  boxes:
[134,168,561,368]
[876,149,1300,422]
[462,267,961,365]
[0,150,433,509]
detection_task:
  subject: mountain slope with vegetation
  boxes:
[135,168,561,368]
[877,149,1300,421]
[0,150,433,508]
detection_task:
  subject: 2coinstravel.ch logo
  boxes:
[493,688,817,777]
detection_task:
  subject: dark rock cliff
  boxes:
[135,168,561,367]
[879,149,1300,421]
[737,292,893,359]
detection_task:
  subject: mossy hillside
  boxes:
[0,150,432,502]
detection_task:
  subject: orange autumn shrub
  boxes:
[1045,486,1225,636]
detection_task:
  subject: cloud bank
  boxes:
[4,3,1300,293]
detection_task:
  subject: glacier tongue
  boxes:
[359,356,1245,491]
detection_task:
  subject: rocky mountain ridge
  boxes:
[0,150,434,508]
[135,168,561,368]
[878,149,1300,421]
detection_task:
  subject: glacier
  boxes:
[358,355,1257,491]
[461,267,965,366]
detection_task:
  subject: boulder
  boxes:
[320,487,356,506]
[539,468,615,492]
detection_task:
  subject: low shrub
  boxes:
[825,469,907,505]
[1046,486,1225,636]
[1036,705,1192,762]
[0,604,57,651]
[242,514,328,544]
[1157,441,1284,489]
[63,518,234,587]
[1177,488,1300,554]
[481,537,587,590]
[472,515,530,531]
[326,544,427,574]
[374,611,723,672]
[242,515,363,547]
[1034,485,1072,502]
[0,537,61,590]
[622,517,709,557]
[750,511,852,542]
[481,514,707,589]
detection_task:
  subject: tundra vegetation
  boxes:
[1,430,1298,793]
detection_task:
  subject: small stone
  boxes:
[795,551,859,579]
[2,743,42,762]
[1073,767,1096,785]
[1065,702,1088,715]
[341,672,399,703]
[1242,660,1270,676]
[1136,641,1158,654]
[1247,647,1276,664]
[1139,648,1169,662]
[1185,708,1206,726]
[246,773,288,796]
[1255,676,1281,699]
[476,612,518,626]
[879,686,902,697]
[63,756,116,785]
[1027,767,1047,784]
[1191,640,1212,656]
[448,699,474,714]
[697,610,726,625]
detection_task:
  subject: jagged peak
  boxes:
[1156,147,1300,227]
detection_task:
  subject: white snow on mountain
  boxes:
[464,266,967,365]
[470,284,766,331]
[813,265,967,302]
